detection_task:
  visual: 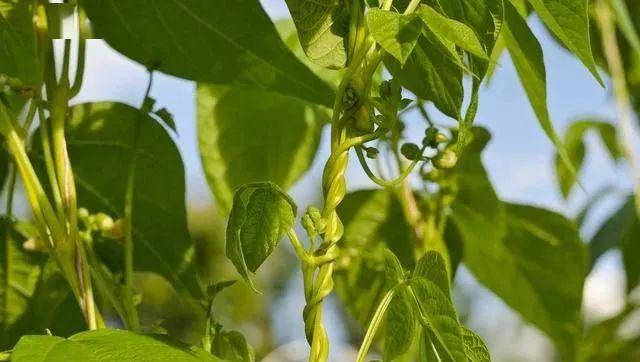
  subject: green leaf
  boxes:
[503,1,575,180]
[450,128,586,359]
[212,329,254,362]
[462,327,491,362]
[590,196,640,292]
[410,278,466,362]
[334,190,415,326]
[33,102,199,296]
[226,183,296,290]
[555,119,620,198]
[283,0,349,69]
[416,5,489,59]
[366,9,422,65]
[12,329,221,361]
[0,0,38,86]
[5,260,85,348]
[414,251,450,296]
[526,0,603,84]
[197,84,325,213]
[0,218,47,345]
[384,286,416,360]
[389,34,463,119]
[83,0,334,106]
[453,204,587,359]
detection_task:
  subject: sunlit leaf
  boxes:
[197,85,325,213]
[84,0,334,106]
[367,9,422,65]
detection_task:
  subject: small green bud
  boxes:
[352,106,372,133]
[6,77,22,89]
[78,207,89,219]
[421,167,441,182]
[102,219,124,240]
[95,213,115,232]
[400,143,422,160]
[423,127,438,147]
[433,150,458,169]
[379,80,392,99]
[364,147,379,159]
[435,132,449,143]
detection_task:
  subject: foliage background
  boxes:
[21,0,633,360]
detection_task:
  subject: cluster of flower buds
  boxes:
[78,207,124,240]
[302,206,326,240]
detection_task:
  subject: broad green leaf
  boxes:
[414,251,450,296]
[212,329,254,362]
[384,286,416,360]
[12,329,220,361]
[334,190,414,326]
[0,0,38,86]
[275,19,342,88]
[503,2,575,178]
[416,5,489,59]
[0,218,47,346]
[410,278,466,362]
[555,119,620,198]
[366,9,422,65]
[226,183,295,290]
[33,102,199,296]
[283,0,349,69]
[197,84,325,213]
[462,327,491,362]
[424,0,504,76]
[527,0,603,84]
[389,35,463,119]
[83,0,334,106]
[451,128,586,359]
[590,196,640,291]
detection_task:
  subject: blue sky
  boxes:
[70,2,633,359]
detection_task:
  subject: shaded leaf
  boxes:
[389,34,463,119]
[410,278,466,362]
[84,0,334,106]
[0,218,47,346]
[283,0,349,69]
[0,0,38,86]
[384,286,416,360]
[334,190,414,326]
[590,196,640,291]
[12,329,220,361]
[197,84,325,213]
[212,329,254,362]
[34,102,199,296]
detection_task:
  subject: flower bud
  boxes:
[364,147,379,159]
[433,150,457,169]
[379,80,392,99]
[102,219,124,240]
[400,143,422,161]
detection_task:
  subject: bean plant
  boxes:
[0,0,636,361]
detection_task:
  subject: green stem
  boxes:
[355,287,396,362]
[1,165,17,333]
